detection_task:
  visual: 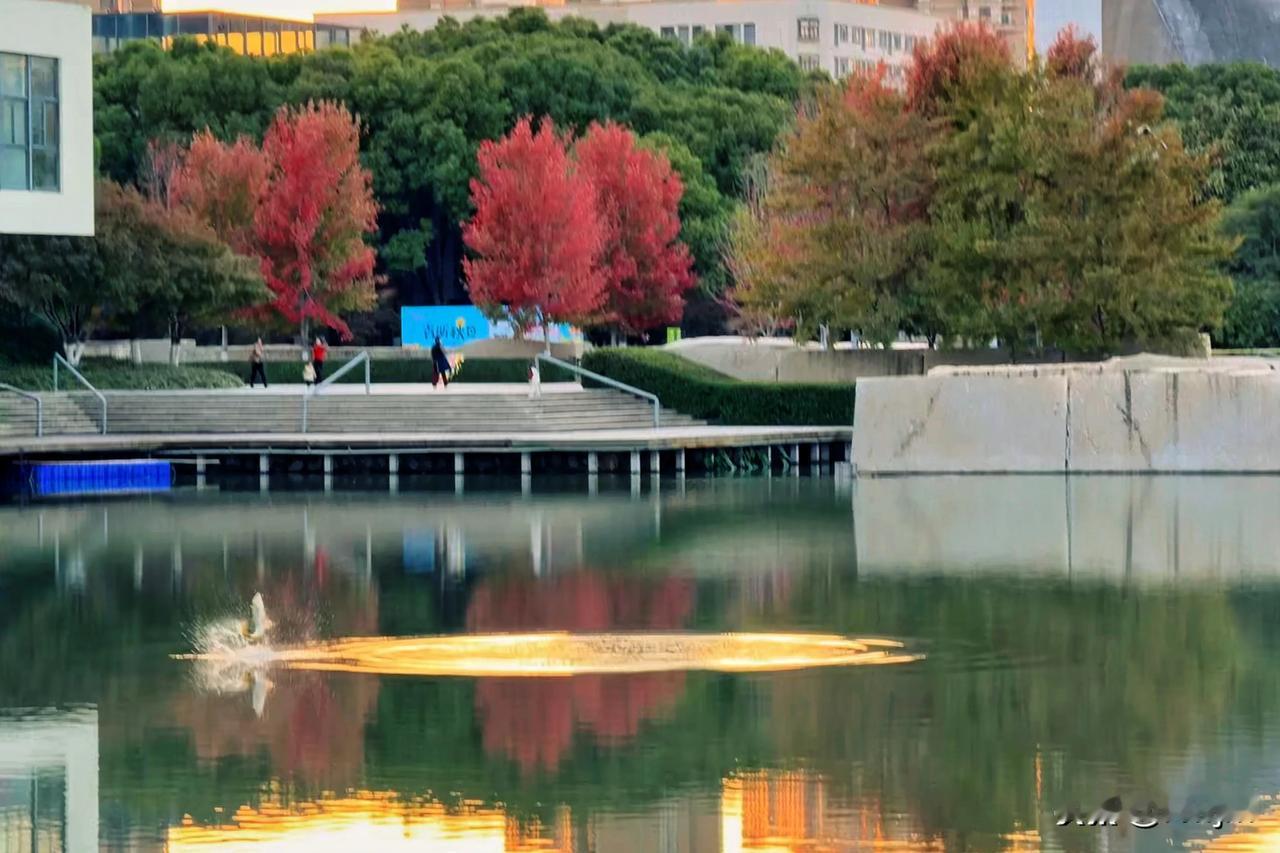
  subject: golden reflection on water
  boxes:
[1191,799,1280,851]
[167,792,569,852]
[189,632,922,678]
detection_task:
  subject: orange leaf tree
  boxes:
[462,117,607,335]
[254,102,380,342]
[574,121,696,339]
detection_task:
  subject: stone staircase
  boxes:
[1,389,701,438]
[0,392,103,438]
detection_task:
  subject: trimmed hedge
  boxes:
[0,360,244,391]
[581,348,856,426]
[204,358,575,386]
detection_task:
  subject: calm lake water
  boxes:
[3,475,1280,852]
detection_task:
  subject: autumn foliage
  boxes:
[574,122,695,334]
[463,117,695,337]
[170,102,379,340]
[733,23,1234,354]
[462,117,606,332]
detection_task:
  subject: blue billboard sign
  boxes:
[401,306,582,348]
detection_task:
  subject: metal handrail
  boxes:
[536,353,661,428]
[303,350,371,433]
[0,383,42,437]
[53,354,107,434]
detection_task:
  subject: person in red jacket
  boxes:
[311,337,329,382]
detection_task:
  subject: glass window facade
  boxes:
[0,52,59,193]
[797,17,820,42]
[92,13,356,57]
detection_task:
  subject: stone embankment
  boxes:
[852,355,1280,473]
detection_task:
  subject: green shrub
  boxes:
[0,360,244,391]
[581,348,855,426]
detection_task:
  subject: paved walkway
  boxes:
[0,425,851,457]
[94,382,586,396]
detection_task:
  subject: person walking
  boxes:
[311,337,328,382]
[302,354,316,388]
[249,338,268,388]
[431,337,452,389]
[527,359,542,400]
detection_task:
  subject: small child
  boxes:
[303,358,316,387]
[528,360,542,400]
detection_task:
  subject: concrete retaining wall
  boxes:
[853,358,1280,473]
[663,338,1065,383]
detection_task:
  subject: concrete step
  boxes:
[0,387,704,437]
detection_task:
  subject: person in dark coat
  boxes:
[431,337,452,389]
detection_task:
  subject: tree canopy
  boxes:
[92,13,805,333]
[732,26,1233,354]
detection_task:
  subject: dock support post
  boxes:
[791,444,801,477]
[259,454,269,476]
[766,445,773,476]
[454,452,465,476]
[587,451,599,475]
[196,455,207,490]
[522,474,532,496]
[650,450,661,476]
[820,443,831,465]
[588,473,599,496]
[521,452,532,476]
[630,450,641,476]
[323,454,333,476]
[454,473,464,495]
[388,453,399,475]
[675,449,686,472]
[810,443,820,472]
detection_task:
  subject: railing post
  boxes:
[53,354,107,435]
[365,356,371,394]
[536,353,662,429]
[302,395,309,434]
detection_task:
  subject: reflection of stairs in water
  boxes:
[4,389,702,436]
[0,393,102,438]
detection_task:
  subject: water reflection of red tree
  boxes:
[467,573,695,774]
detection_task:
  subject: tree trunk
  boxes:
[63,339,84,368]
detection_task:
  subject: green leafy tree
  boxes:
[91,15,798,328]
[0,180,264,365]
[1218,184,1280,348]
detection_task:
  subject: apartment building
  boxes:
[1,0,95,236]
[323,0,942,82]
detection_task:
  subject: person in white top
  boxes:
[528,360,542,400]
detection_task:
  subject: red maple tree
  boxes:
[907,22,1012,115]
[254,101,379,341]
[462,116,607,334]
[574,122,695,337]
[168,130,270,256]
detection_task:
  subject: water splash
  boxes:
[182,594,277,716]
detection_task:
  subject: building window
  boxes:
[893,32,902,50]
[979,6,992,20]
[835,56,850,77]
[0,52,59,193]
[852,26,865,49]
[798,53,819,72]
[1001,9,1012,25]
[834,23,848,45]
[692,24,705,38]
[677,24,691,45]
[878,30,892,52]
[742,23,756,45]
[660,26,676,39]
[716,23,737,39]
[797,17,820,43]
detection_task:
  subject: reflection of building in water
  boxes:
[0,708,98,853]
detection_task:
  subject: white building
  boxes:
[0,0,95,236]
[321,1,943,83]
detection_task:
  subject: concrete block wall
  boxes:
[852,360,1280,473]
